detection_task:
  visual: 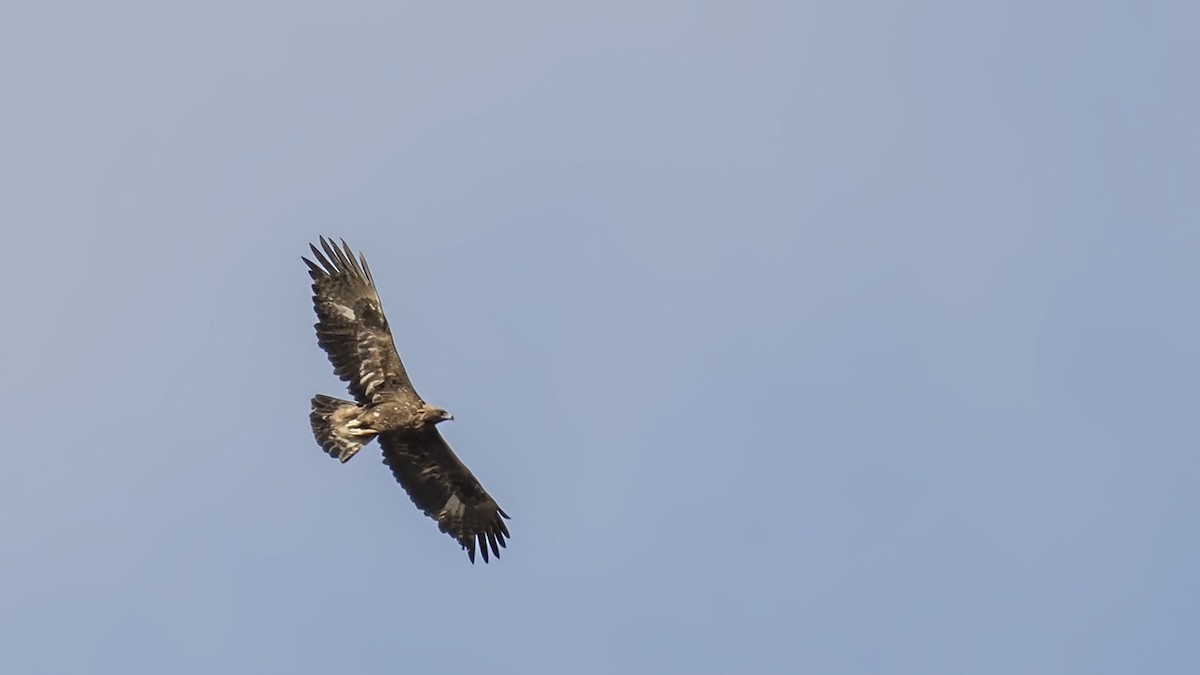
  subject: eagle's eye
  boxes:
[438,409,455,422]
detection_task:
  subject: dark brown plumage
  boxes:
[303,237,510,563]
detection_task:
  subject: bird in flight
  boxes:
[303,237,510,563]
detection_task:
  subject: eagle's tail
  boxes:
[310,395,374,463]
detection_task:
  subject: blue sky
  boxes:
[2,2,1197,673]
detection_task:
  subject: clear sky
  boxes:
[2,2,1197,673]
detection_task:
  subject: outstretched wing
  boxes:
[379,429,511,563]
[303,237,417,405]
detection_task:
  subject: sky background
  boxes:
[1,2,1197,673]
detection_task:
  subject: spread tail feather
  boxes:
[310,395,374,462]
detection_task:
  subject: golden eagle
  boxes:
[303,237,510,563]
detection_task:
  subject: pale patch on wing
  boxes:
[357,366,386,399]
[333,303,355,321]
[441,494,464,519]
[356,332,398,401]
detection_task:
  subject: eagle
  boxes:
[303,237,510,563]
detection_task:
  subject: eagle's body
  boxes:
[303,237,510,563]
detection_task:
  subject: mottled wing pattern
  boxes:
[379,429,511,563]
[303,237,417,404]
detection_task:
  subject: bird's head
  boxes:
[419,404,454,426]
